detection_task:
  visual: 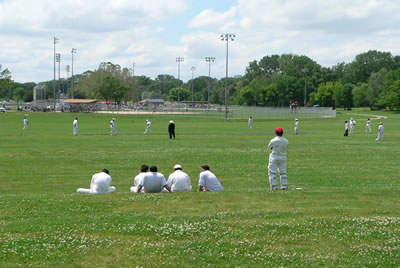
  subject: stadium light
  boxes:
[205,57,215,108]
[65,65,70,97]
[56,53,61,102]
[191,66,196,102]
[71,48,76,98]
[53,37,58,111]
[176,57,184,106]
[221,33,235,121]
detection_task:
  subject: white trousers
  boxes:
[294,126,299,134]
[366,125,371,133]
[73,127,78,136]
[376,133,384,140]
[130,186,144,193]
[110,127,116,136]
[350,126,355,133]
[77,186,116,194]
[268,158,288,190]
[24,124,28,130]
[144,126,152,134]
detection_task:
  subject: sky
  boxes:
[1,0,400,83]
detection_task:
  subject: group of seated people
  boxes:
[76,164,223,194]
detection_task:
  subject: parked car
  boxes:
[0,107,6,112]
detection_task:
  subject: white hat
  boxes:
[379,122,383,125]
[174,164,182,170]
[295,119,298,121]
[170,120,174,124]
[146,119,149,122]
[112,118,116,120]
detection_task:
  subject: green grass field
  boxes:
[1,110,400,267]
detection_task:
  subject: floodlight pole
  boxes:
[53,37,58,111]
[56,53,61,102]
[65,65,70,97]
[221,33,235,121]
[205,57,215,109]
[191,66,196,102]
[71,48,76,98]
[176,57,184,107]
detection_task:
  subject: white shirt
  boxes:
[147,121,151,127]
[24,119,28,126]
[268,136,288,160]
[199,170,222,191]
[73,119,78,128]
[139,172,167,193]
[167,170,192,192]
[350,120,356,127]
[366,120,371,126]
[345,122,349,130]
[378,124,384,134]
[295,121,299,127]
[90,172,112,193]
[110,120,115,128]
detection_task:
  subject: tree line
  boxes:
[1,50,400,109]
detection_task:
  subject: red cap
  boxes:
[275,127,283,135]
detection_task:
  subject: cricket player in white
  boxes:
[344,120,349,136]
[144,120,152,134]
[23,117,28,130]
[198,165,222,192]
[268,127,289,190]
[73,118,78,136]
[376,122,384,141]
[294,119,299,135]
[366,118,371,133]
[130,165,148,193]
[350,118,356,134]
[136,166,171,193]
[167,164,192,192]
[248,117,253,128]
[110,118,116,136]
[77,169,116,194]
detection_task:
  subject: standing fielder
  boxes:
[366,118,371,133]
[248,117,253,128]
[376,122,384,141]
[144,120,152,134]
[73,118,78,136]
[344,120,349,137]
[294,119,299,135]
[350,118,356,134]
[110,118,116,136]
[168,120,175,139]
[268,127,289,190]
[23,116,29,130]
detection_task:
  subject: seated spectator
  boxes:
[77,169,116,194]
[167,164,192,192]
[136,166,171,193]
[130,165,148,193]
[198,165,222,192]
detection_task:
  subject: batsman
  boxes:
[267,127,289,190]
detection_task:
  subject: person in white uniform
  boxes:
[136,166,171,193]
[73,118,78,136]
[144,120,152,134]
[366,118,371,133]
[268,127,289,190]
[77,168,116,194]
[198,165,222,192]
[110,118,116,136]
[350,118,356,134]
[294,119,299,135]
[130,165,149,193]
[248,117,253,129]
[376,122,384,141]
[167,164,192,192]
[23,116,29,130]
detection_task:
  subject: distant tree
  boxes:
[310,82,341,107]
[366,68,388,108]
[334,83,353,109]
[352,83,369,107]
[168,88,190,101]
[377,68,400,110]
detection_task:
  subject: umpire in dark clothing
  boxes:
[168,120,175,139]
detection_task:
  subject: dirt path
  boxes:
[349,113,388,121]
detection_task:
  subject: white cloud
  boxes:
[189,7,237,30]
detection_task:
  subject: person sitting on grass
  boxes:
[77,168,116,194]
[136,166,171,193]
[198,165,222,192]
[131,164,148,193]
